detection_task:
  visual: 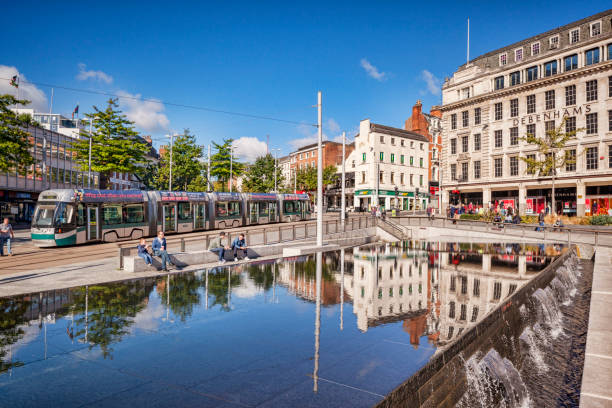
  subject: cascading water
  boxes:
[519,326,548,373]
[532,287,563,338]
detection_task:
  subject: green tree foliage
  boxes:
[71,98,150,189]
[295,165,338,192]
[520,117,581,213]
[242,154,284,192]
[158,274,202,322]
[0,94,35,175]
[156,129,204,191]
[211,138,244,192]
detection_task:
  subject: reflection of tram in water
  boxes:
[30,189,312,247]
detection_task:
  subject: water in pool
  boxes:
[0,241,563,407]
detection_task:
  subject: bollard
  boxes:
[119,247,126,270]
[181,237,185,252]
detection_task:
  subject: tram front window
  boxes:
[54,203,74,226]
[33,202,74,228]
[32,204,56,227]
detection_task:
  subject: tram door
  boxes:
[163,204,177,232]
[249,202,259,224]
[87,207,98,241]
[269,202,277,222]
[194,204,206,229]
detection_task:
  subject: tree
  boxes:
[242,154,284,192]
[520,117,581,214]
[0,94,35,175]
[210,138,244,192]
[295,165,338,192]
[71,98,150,189]
[156,129,204,191]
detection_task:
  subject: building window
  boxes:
[460,162,468,181]
[510,99,519,117]
[390,153,395,163]
[609,145,612,168]
[461,87,470,99]
[362,152,366,162]
[410,156,414,165]
[474,161,481,179]
[526,154,536,174]
[510,156,518,176]
[586,48,600,66]
[586,80,598,102]
[494,102,503,121]
[545,90,555,110]
[565,85,576,106]
[451,114,457,130]
[566,150,576,172]
[494,76,504,90]
[609,76,612,97]
[586,113,598,135]
[494,158,503,178]
[474,134,481,151]
[564,54,578,72]
[531,42,540,56]
[410,174,413,185]
[526,66,538,82]
[569,28,580,44]
[545,120,555,135]
[380,135,384,143]
[379,152,384,161]
[510,71,520,86]
[566,116,576,135]
[544,61,557,77]
[400,154,405,164]
[401,139,405,147]
[515,48,523,62]
[586,146,598,170]
[499,53,507,66]
[451,139,457,155]
[420,143,424,150]
[527,94,536,114]
[474,107,481,125]
[549,35,559,49]
[400,173,404,184]
[527,123,536,138]
[419,174,423,186]
[462,110,469,127]
[419,157,423,167]
[462,136,469,153]
[390,172,394,183]
[591,21,601,36]
[391,137,395,145]
[609,110,612,132]
[449,163,457,181]
[510,127,519,145]
[379,171,384,182]
[494,130,503,148]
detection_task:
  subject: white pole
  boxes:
[341,131,346,224]
[313,251,322,392]
[207,144,211,192]
[467,18,470,65]
[88,120,92,188]
[49,88,54,114]
[229,144,233,192]
[340,248,344,331]
[274,150,278,193]
[168,134,174,191]
[294,168,297,193]
[316,91,323,247]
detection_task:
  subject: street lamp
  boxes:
[229,142,234,192]
[271,148,281,193]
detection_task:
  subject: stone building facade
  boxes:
[437,9,612,216]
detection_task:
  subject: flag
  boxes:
[72,105,79,120]
[9,75,18,88]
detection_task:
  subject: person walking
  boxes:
[152,231,172,271]
[137,238,154,268]
[536,209,545,232]
[231,233,249,261]
[209,231,230,264]
[0,218,14,256]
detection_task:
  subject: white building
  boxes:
[352,119,430,211]
[278,155,291,190]
[438,9,612,216]
[12,108,87,139]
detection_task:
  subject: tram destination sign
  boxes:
[74,190,144,203]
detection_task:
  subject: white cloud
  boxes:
[76,63,113,84]
[0,65,48,111]
[421,70,441,95]
[360,58,387,81]
[232,277,262,299]
[116,90,170,133]
[232,136,268,163]
[327,118,340,133]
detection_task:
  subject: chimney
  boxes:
[411,100,423,132]
[144,135,152,144]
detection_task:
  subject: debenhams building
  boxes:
[438,9,612,216]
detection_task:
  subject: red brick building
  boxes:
[289,141,354,173]
[405,100,443,210]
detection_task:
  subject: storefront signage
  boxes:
[512,104,591,127]
[354,189,429,198]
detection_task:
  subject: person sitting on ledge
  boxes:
[152,231,173,272]
[137,238,154,268]
[231,233,250,262]
[209,231,230,264]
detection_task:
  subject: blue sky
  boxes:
[2,1,610,161]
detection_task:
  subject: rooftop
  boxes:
[369,122,429,143]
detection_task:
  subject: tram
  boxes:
[30,189,312,247]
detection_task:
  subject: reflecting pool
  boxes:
[0,241,564,407]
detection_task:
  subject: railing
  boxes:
[118,215,377,269]
[389,215,612,247]
[377,218,411,240]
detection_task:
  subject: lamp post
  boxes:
[167,133,175,191]
[229,143,234,192]
[271,148,281,193]
[341,131,346,224]
[316,91,323,247]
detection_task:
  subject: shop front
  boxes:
[586,185,612,216]
[0,190,38,224]
[525,187,576,216]
[449,190,483,207]
[491,190,518,212]
[354,189,429,211]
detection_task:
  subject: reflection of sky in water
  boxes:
[0,242,557,407]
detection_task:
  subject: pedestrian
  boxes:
[427,206,432,219]
[0,217,14,256]
[152,231,172,271]
[137,238,154,268]
[208,231,230,264]
[231,233,250,261]
[536,209,545,232]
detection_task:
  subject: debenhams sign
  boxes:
[512,103,592,126]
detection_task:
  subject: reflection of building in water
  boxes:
[437,250,532,348]
[342,243,440,347]
[277,256,343,305]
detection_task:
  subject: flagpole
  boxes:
[49,88,54,114]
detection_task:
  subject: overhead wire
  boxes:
[1,76,317,127]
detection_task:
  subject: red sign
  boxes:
[430,187,439,195]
